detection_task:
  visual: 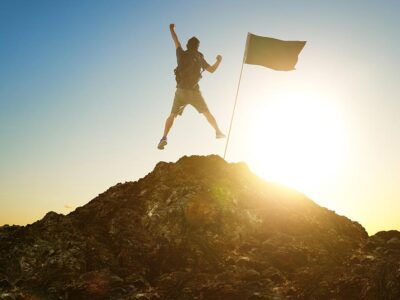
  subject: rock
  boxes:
[249,292,263,300]
[0,293,14,300]
[0,155,399,299]
[0,279,12,290]
[135,293,148,300]
[387,237,400,247]
[242,269,261,280]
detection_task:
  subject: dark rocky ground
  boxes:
[1,155,399,300]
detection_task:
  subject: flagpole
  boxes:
[223,33,249,160]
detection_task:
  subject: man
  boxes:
[157,23,225,150]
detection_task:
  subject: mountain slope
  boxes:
[0,155,399,299]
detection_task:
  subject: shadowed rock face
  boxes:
[0,155,399,300]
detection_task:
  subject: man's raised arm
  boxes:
[169,24,181,49]
[206,55,222,73]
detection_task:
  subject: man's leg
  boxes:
[189,90,225,139]
[158,113,177,150]
[203,111,225,138]
[163,113,176,138]
[158,88,185,150]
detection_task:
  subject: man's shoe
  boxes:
[216,132,226,139]
[157,137,167,150]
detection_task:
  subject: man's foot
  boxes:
[216,131,226,139]
[157,137,167,150]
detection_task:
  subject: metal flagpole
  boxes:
[223,33,250,160]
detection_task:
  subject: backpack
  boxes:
[174,50,203,88]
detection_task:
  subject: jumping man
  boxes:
[157,24,225,150]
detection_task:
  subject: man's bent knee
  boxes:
[168,113,177,119]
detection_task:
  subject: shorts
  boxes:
[171,88,209,115]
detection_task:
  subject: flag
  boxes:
[244,33,306,71]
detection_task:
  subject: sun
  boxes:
[242,89,349,196]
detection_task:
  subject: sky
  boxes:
[0,0,399,234]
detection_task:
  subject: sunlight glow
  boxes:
[244,89,349,196]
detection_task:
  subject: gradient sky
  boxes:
[1,0,399,234]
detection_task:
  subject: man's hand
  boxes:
[169,23,181,48]
[206,55,222,73]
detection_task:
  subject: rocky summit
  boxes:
[1,155,400,300]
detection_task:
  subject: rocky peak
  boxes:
[0,155,399,299]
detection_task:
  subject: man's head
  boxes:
[187,37,200,51]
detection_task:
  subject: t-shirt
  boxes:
[176,46,210,90]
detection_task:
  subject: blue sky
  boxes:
[1,1,400,234]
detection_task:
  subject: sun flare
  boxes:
[243,89,349,195]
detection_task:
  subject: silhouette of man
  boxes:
[158,24,225,150]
